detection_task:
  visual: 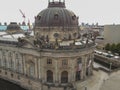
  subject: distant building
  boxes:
[0,25,7,31]
[0,22,29,31]
[104,25,120,44]
[80,23,104,36]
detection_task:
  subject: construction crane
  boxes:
[19,9,31,31]
[19,9,26,23]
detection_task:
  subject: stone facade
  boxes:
[0,44,94,90]
[0,0,95,90]
[34,27,80,42]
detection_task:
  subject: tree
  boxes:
[105,43,110,51]
[116,43,120,55]
[105,43,120,55]
[110,43,116,53]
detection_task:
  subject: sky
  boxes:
[0,0,120,25]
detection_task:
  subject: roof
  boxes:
[0,25,29,31]
[2,33,25,39]
[35,1,78,27]
[0,25,7,31]
[7,22,21,30]
[21,26,29,31]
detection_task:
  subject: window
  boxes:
[47,70,53,83]
[29,65,35,77]
[17,60,22,73]
[11,73,13,78]
[37,15,41,20]
[72,15,76,20]
[54,33,59,38]
[5,72,7,75]
[76,58,82,81]
[61,71,68,83]
[54,14,58,20]
[77,58,82,64]
[3,51,5,56]
[16,54,19,59]
[9,58,13,69]
[62,60,68,66]
[76,58,82,72]
[9,52,12,57]
[3,57,6,67]
[47,59,52,64]
[27,62,35,77]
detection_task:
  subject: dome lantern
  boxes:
[48,0,65,8]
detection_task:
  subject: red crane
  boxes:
[19,9,31,30]
[19,9,26,22]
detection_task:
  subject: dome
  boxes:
[7,22,21,30]
[35,1,79,27]
[6,22,23,34]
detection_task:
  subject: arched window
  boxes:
[61,71,68,83]
[9,58,13,69]
[7,52,11,69]
[2,51,6,67]
[72,15,76,20]
[37,15,41,20]
[54,14,58,20]
[76,58,82,81]
[77,57,82,63]
[15,53,23,73]
[86,55,92,76]
[2,57,6,68]
[17,59,22,73]
[47,70,53,83]
[2,51,6,68]
[29,62,35,77]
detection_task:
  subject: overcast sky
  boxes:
[0,0,120,25]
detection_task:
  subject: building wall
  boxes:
[104,25,120,44]
[0,44,94,90]
[34,27,80,42]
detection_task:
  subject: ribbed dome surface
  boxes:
[35,2,79,27]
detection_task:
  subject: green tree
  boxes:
[116,43,120,55]
[105,43,110,51]
[110,43,116,53]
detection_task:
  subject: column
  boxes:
[6,52,9,69]
[22,55,26,75]
[41,58,45,83]
[19,54,23,73]
[38,58,41,80]
[81,56,84,80]
[71,58,75,82]
[58,71,61,84]
[90,54,94,75]
[55,59,59,85]
[34,57,38,78]
[13,52,16,71]
[83,55,87,79]
[0,51,1,67]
